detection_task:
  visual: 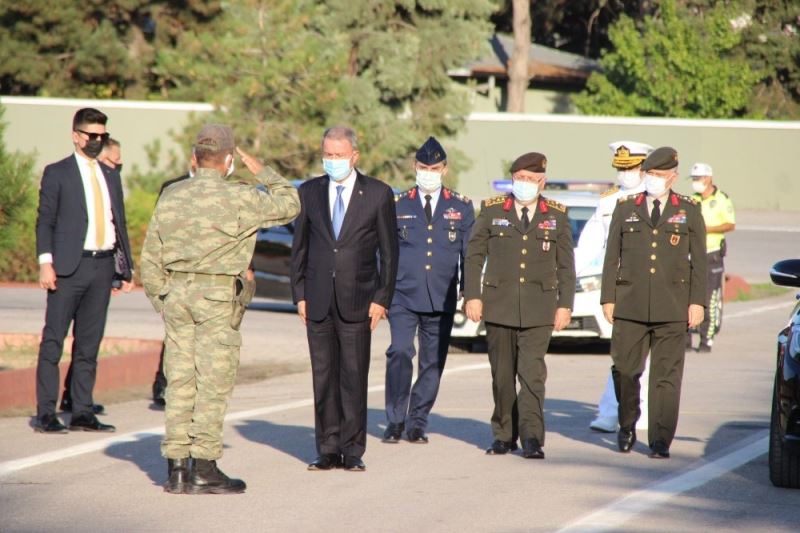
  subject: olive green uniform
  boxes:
[601,191,706,447]
[465,195,575,445]
[140,166,299,460]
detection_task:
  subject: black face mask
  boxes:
[83,139,104,159]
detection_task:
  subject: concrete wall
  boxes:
[2,96,798,211]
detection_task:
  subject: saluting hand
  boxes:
[688,304,704,329]
[369,303,387,331]
[236,147,264,175]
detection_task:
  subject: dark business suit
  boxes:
[35,154,133,419]
[291,172,399,458]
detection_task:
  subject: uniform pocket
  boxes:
[218,329,242,347]
[203,287,234,302]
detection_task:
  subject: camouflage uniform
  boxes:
[140,165,299,460]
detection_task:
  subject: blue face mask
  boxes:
[512,180,539,202]
[323,158,352,182]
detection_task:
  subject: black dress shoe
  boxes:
[60,397,105,415]
[406,427,429,444]
[521,438,545,459]
[69,413,116,432]
[343,456,366,471]
[485,440,518,455]
[188,459,246,494]
[648,440,670,459]
[382,423,404,443]
[307,454,343,471]
[617,427,636,453]
[35,414,68,434]
[164,458,190,494]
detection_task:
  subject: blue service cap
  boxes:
[416,136,447,165]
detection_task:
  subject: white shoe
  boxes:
[589,416,619,433]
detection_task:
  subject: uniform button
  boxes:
[652,229,658,235]
[522,235,528,241]
[650,267,656,274]
[544,230,550,235]
[425,265,431,270]
[520,263,526,269]
[333,248,338,253]
[428,225,433,230]
[521,249,528,255]
[427,237,432,244]
[650,254,656,260]
[651,242,657,248]
[426,251,432,257]
[519,277,525,283]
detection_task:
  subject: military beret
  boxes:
[195,123,236,152]
[510,152,547,173]
[416,136,447,165]
[641,146,678,171]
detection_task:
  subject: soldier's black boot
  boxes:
[164,458,190,494]
[188,459,246,495]
[152,371,167,407]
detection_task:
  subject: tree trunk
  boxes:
[507,0,532,113]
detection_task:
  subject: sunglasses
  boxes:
[75,129,110,142]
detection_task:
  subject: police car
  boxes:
[450,180,612,349]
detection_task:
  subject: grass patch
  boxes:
[731,282,793,302]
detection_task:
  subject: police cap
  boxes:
[641,146,678,171]
[416,136,447,165]
[510,152,547,173]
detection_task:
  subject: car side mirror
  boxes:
[770,259,800,288]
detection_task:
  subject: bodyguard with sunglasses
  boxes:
[34,108,134,434]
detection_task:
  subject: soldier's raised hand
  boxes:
[236,147,264,175]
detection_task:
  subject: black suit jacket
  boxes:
[35,154,134,280]
[291,172,399,322]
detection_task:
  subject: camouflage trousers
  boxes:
[161,274,242,460]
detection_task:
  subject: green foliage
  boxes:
[574,0,761,118]
[123,187,158,285]
[0,106,38,281]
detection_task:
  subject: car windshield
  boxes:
[567,206,595,245]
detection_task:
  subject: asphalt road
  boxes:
[2,214,800,531]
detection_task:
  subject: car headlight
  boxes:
[576,275,602,293]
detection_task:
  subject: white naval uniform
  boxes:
[576,183,649,431]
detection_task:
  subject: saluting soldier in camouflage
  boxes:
[601,147,706,459]
[140,124,300,494]
[465,152,575,460]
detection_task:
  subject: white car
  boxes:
[451,182,612,349]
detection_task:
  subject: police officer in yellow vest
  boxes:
[688,163,735,353]
[601,147,707,459]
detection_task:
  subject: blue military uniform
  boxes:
[384,137,475,440]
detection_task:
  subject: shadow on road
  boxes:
[105,433,165,487]
[235,419,317,465]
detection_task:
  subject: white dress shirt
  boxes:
[646,190,670,219]
[514,198,538,222]
[39,153,116,264]
[418,186,441,216]
[328,168,358,219]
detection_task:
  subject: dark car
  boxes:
[768,259,800,488]
[252,222,295,300]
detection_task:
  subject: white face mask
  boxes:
[512,180,539,202]
[416,170,442,192]
[617,170,642,190]
[691,180,707,194]
[644,174,668,197]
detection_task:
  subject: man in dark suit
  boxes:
[35,108,134,434]
[383,137,474,444]
[601,147,707,459]
[291,126,399,472]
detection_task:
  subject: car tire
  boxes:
[769,374,800,488]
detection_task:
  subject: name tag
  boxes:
[625,214,641,223]
[492,218,511,226]
[397,214,416,220]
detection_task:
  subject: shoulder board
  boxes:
[544,198,567,213]
[618,193,636,203]
[394,188,413,202]
[676,193,698,205]
[483,195,507,208]
[447,189,471,204]
[600,186,620,198]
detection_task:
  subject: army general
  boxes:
[141,124,300,494]
[601,146,707,459]
[383,137,475,444]
[465,152,575,459]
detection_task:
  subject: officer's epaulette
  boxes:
[483,195,507,207]
[618,192,639,204]
[600,185,620,198]
[394,189,412,202]
[675,193,698,205]
[544,198,567,213]
[445,188,471,204]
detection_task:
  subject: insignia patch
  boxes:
[443,208,463,221]
[670,234,680,246]
[448,231,457,242]
[667,214,687,224]
[537,220,557,230]
[625,214,641,223]
[492,218,511,226]
[542,241,551,252]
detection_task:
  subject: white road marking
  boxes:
[736,225,800,233]
[725,301,795,320]
[0,362,490,478]
[557,431,769,533]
